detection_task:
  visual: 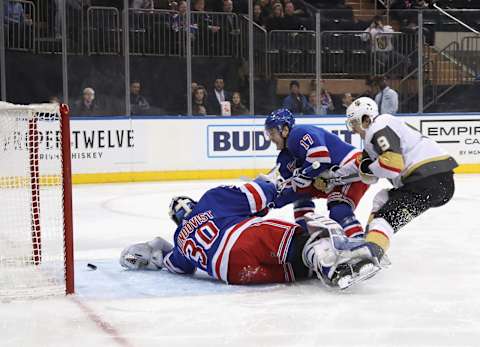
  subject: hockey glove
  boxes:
[291,168,313,191]
[312,166,339,193]
[119,237,173,271]
[359,158,379,185]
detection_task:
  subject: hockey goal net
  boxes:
[0,102,74,299]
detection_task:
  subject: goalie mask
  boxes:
[169,196,197,226]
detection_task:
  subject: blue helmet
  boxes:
[265,108,295,132]
[169,196,197,225]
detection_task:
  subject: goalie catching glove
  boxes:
[120,237,173,270]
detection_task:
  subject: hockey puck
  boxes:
[87,263,97,270]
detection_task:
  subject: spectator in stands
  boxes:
[304,91,317,115]
[4,0,34,48]
[223,0,234,13]
[282,80,309,115]
[318,87,335,114]
[54,0,86,42]
[287,0,307,17]
[171,1,198,32]
[170,0,198,54]
[304,88,334,115]
[192,0,220,29]
[360,77,375,98]
[364,15,393,42]
[373,76,399,115]
[265,3,285,31]
[253,3,265,27]
[192,0,221,54]
[220,0,240,54]
[4,1,32,25]
[309,79,334,114]
[207,77,232,115]
[73,87,101,115]
[192,81,198,93]
[283,2,303,30]
[338,92,353,115]
[363,16,397,72]
[130,81,151,115]
[258,0,272,21]
[230,92,249,115]
[171,0,197,33]
[192,85,209,116]
[166,1,178,10]
[130,0,154,8]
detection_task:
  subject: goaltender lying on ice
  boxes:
[119,177,384,290]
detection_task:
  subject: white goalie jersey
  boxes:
[363,114,458,187]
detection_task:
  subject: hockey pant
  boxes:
[227,219,309,284]
[367,171,455,251]
[374,171,455,232]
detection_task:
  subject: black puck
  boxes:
[87,263,97,270]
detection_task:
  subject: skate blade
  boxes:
[337,263,381,290]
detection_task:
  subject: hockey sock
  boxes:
[328,202,363,238]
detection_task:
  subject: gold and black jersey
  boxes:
[363,114,458,187]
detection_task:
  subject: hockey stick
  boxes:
[239,163,281,182]
[324,172,360,186]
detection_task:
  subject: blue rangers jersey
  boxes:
[163,179,277,283]
[272,125,361,208]
[284,125,360,178]
[276,148,297,179]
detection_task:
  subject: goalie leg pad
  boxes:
[304,212,344,239]
[301,232,338,282]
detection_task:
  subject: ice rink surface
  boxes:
[2,175,480,347]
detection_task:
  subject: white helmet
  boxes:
[345,97,379,132]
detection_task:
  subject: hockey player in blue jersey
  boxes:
[119,178,381,289]
[265,108,369,238]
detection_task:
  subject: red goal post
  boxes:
[0,102,74,299]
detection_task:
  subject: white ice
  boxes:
[2,176,480,347]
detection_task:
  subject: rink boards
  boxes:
[10,113,480,184]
